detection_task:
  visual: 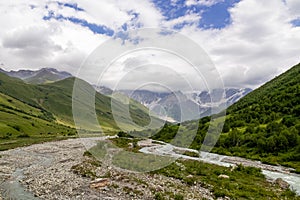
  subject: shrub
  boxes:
[174,194,184,200]
[17,133,30,138]
[154,192,165,200]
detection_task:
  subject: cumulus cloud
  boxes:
[178,0,300,88]
[3,26,62,57]
[285,0,300,18]
[0,0,299,90]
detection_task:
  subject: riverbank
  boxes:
[0,137,214,200]
[0,137,299,199]
[139,140,300,195]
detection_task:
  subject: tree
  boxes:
[225,129,240,147]
[284,127,299,147]
[222,122,230,133]
[282,116,296,127]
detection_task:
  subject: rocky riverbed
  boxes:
[0,138,214,200]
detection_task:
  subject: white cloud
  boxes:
[178,0,300,88]
[285,0,300,18]
[0,0,299,90]
[162,13,202,29]
[185,0,224,7]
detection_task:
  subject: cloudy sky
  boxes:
[0,0,300,90]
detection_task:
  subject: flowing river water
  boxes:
[139,142,300,195]
[0,138,299,199]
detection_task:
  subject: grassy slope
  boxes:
[0,93,76,150]
[0,72,161,150]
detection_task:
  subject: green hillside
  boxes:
[25,70,68,84]
[0,72,160,150]
[0,92,76,150]
[152,63,300,172]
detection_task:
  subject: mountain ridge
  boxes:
[112,87,252,122]
[0,67,72,84]
[0,72,161,150]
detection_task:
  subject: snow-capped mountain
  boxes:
[110,88,252,122]
[119,90,170,106]
[94,85,113,95]
[0,68,72,84]
[186,88,253,107]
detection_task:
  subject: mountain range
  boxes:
[0,68,72,84]
[97,88,252,122]
[4,67,252,123]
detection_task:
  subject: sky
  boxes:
[0,0,300,90]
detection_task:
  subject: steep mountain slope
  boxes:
[0,68,72,84]
[0,72,161,149]
[151,63,300,172]
[0,91,76,150]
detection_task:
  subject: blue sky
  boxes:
[0,0,300,89]
[43,10,114,36]
[150,0,241,29]
[291,18,300,27]
[57,2,85,12]
[43,0,244,35]
[40,0,299,38]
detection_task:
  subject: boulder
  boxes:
[218,174,230,179]
[275,178,289,189]
[90,178,109,189]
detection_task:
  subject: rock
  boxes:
[128,143,133,148]
[90,178,110,189]
[275,178,289,189]
[137,139,154,147]
[155,185,164,192]
[218,174,230,179]
[230,165,237,172]
[187,174,194,178]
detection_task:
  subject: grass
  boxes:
[153,160,299,199]
[0,110,77,150]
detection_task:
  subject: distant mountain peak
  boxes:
[95,87,252,122]
[0,67,73,84]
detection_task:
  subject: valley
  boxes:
[1,0,300,199]
[0,63,299,199]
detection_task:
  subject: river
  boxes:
[139,142,300,195]
[0,137,299,199]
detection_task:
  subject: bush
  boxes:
[17,133,30,138]
[1,133,12,139]
[154,192,165,200]
[174,194,184,200]
[117,131,133,138]
[10,125,21,131]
